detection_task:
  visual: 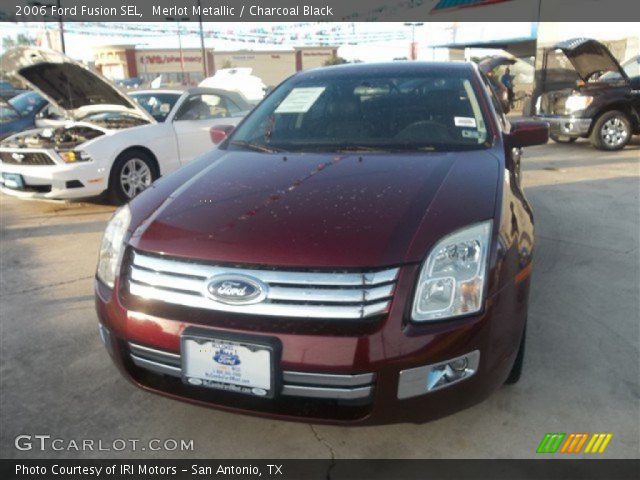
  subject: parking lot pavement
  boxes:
[1,138,638,460]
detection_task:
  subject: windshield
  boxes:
[0,104,20,123]
[130,92,181,122]
[8,91,46,116]
[600,56,639,81]
[227,70,489,153]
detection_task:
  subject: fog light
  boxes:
[449,357,469,372]
[398,350,480,399]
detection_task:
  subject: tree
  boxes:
[3,33,35,50]
[323,55,349,66]
[220,59,235,69]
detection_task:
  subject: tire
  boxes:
[108,149,158,205]
[505,323,526,385]
[590,110,632,151]
[549,134,577,144]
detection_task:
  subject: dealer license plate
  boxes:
[181,332,274,398]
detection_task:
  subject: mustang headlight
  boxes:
[564,95,593,113]
[59,150,92,163]
[412,221,492,322]
[96,205,131,288]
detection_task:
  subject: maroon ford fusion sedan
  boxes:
[95,62,549,424]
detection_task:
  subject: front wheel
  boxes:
[590,110,632,151]
[550,134,577,144]
[109,150,158,204]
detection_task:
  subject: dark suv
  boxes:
[534,38,640,150]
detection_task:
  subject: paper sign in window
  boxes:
[275,87,325,113]
[454,117,477,128]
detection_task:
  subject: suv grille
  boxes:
[128,250,399,319]
[0,151,55,165]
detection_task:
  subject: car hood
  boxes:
[129,149,500,268]
[0,46,155,122]
[552,38,628,82]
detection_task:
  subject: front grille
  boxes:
[128,342,375,401]
[128,250,399,320]
[0,151,56,165]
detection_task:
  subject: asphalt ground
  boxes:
[1,138,638,459]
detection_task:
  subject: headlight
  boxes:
[564,95,593,113]
[411,221,492,322]
[96,205,131,288]
[59,150,92,163]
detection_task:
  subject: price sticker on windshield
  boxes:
[455,117,477,128]
[275,87,325,113]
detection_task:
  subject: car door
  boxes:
[172,93,241,164]
[626,58,640,121]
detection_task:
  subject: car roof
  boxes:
[297,61,475,79]
[130,89,183,95]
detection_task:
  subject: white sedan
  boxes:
[0,47,250,203]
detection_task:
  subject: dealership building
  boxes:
[93,45,337,87]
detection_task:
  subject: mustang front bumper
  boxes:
[0,160,108,199]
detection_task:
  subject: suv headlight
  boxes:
[97,206,131,288]
[411,221,492,322]
[565,95,593,113]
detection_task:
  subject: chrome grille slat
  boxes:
[280,385,372,400]
[129,281,390,319]
[129,251,399,319]
[282,371,375,387]
[132,251,398,286]
[127,342,375,400]
[131,354,182,376]
[130,267,204,293]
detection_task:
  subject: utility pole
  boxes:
[197,0,207,77]
[56,0,65,53]
[403,22,424,60]
[30,1,65,52]
[166,16,189,84]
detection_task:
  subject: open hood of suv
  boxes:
[477,55,516,74]
[0,46,154,122]
[552,38,628,82]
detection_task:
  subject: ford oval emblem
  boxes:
[204,274,267,305]
[213,347,241,366]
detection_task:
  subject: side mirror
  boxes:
[506,121,549,148]
[209,125,235,144]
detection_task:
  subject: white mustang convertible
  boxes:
[0,47,250,203]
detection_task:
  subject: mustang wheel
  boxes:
[590,110,631,151]
[109,150,158,204]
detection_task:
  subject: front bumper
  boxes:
[95,266,530,425]
[534,115,592,138]
[0,160,107,199]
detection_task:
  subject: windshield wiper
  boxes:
[230,140,283,153]
[331,145,390,153]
